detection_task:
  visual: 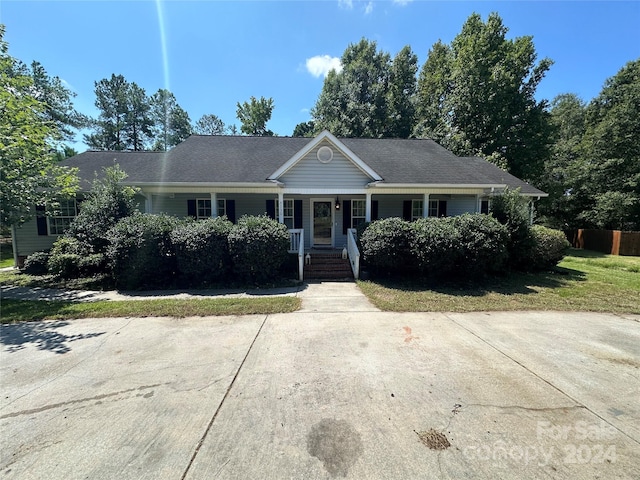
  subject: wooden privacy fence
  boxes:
[568,229,640,256]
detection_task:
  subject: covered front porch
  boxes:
[142,188,498,281]
[143,186,495,248]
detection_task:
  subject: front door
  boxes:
[312,200,333,247]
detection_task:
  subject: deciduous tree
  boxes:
[312,39,392,138]
[236,96,275,136]
[415,13,554,182]
[0,25,78,228]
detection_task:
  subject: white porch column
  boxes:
[210,192,218,217]
[423,193,430,217]
[145,193,153,214]
[278,191,284,224]
[365,192,372,222]
[476,194,481,213]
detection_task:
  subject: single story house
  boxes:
[12,131,546,277]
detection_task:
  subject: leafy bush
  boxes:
[107,213,182,290]
[23,251,50,275]
[410,217,461,277]
[171,217,233,285]
[490,188,535,270]
[47,237,83,278]
[359,218,412,274]
[48,253,81,279]
[452,214,509,277]
[66,165,138,254]
[47,237,107,278]
[530,225,570,271]
[227,215,290,284]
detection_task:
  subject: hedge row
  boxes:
[359,214,569,280]
[27,214,292,289]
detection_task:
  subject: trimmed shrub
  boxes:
[23,251,50,275]
[228,215,290,284]
[359,218,412,275]
[410,217,461,277]
[67,165,138,254]
[490,188,535,270]
[171,217,233,286]
[451,214,509,277]
[107,213,182,290]
[530,225,570,271]
[47,237,107,278]
[48,253,81,279]
[47,237,83,278]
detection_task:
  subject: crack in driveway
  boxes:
[180,314,269,480]
[444,313,640,447]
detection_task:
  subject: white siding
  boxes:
[14,220,57,258]
[447,196,478,216]
[279,141,372,189]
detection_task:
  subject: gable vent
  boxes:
[317,146,333,163]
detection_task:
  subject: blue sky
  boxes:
[1,1,639,151]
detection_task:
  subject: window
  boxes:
[48,199,78,235]
[351,199,366,229]
[196,199,211,219]
[275,198,295,228]
[480,199,490,214]
[195,198,227,219]
[428,199,440,217]
[411,199,423,221]
[217,199,226,218]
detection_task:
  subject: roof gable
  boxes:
[268,130,382,181]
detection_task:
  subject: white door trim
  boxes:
[310,197,335,247]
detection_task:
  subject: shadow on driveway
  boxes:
[1,320,105,354]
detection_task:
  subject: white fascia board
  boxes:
[368,183,507,189]
[281,188,369,195]
[132,182,281,195]
[126,181,278,188]
[268,130,383,181]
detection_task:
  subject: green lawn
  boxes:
[0,241,13,269]
[358,249,640,314]
[1,297,301,323]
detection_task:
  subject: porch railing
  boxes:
[289,229,303,253]
[347,228,360,280]
[289,229,304,281]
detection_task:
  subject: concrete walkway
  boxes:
[1,281,380,313]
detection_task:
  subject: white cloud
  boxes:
[392,0,413,5]
[306,55,343,78]
[338,0,353,9]
[364,1,373,15]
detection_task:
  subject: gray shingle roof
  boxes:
[63,135,545,195]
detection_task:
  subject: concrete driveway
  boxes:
[1,286,639,479]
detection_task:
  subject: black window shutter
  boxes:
[226,200,236,223]
[294,200,303,229]
[342,200,351,234]
[266,199,275,219]
[36,205,48,236]
[187,199,196,218]
[402,200,412,221]
[439,200,447,217]
[372,200,379,221]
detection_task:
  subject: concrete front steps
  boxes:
[303,250,354,280]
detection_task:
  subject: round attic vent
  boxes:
[317,146,333,163]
